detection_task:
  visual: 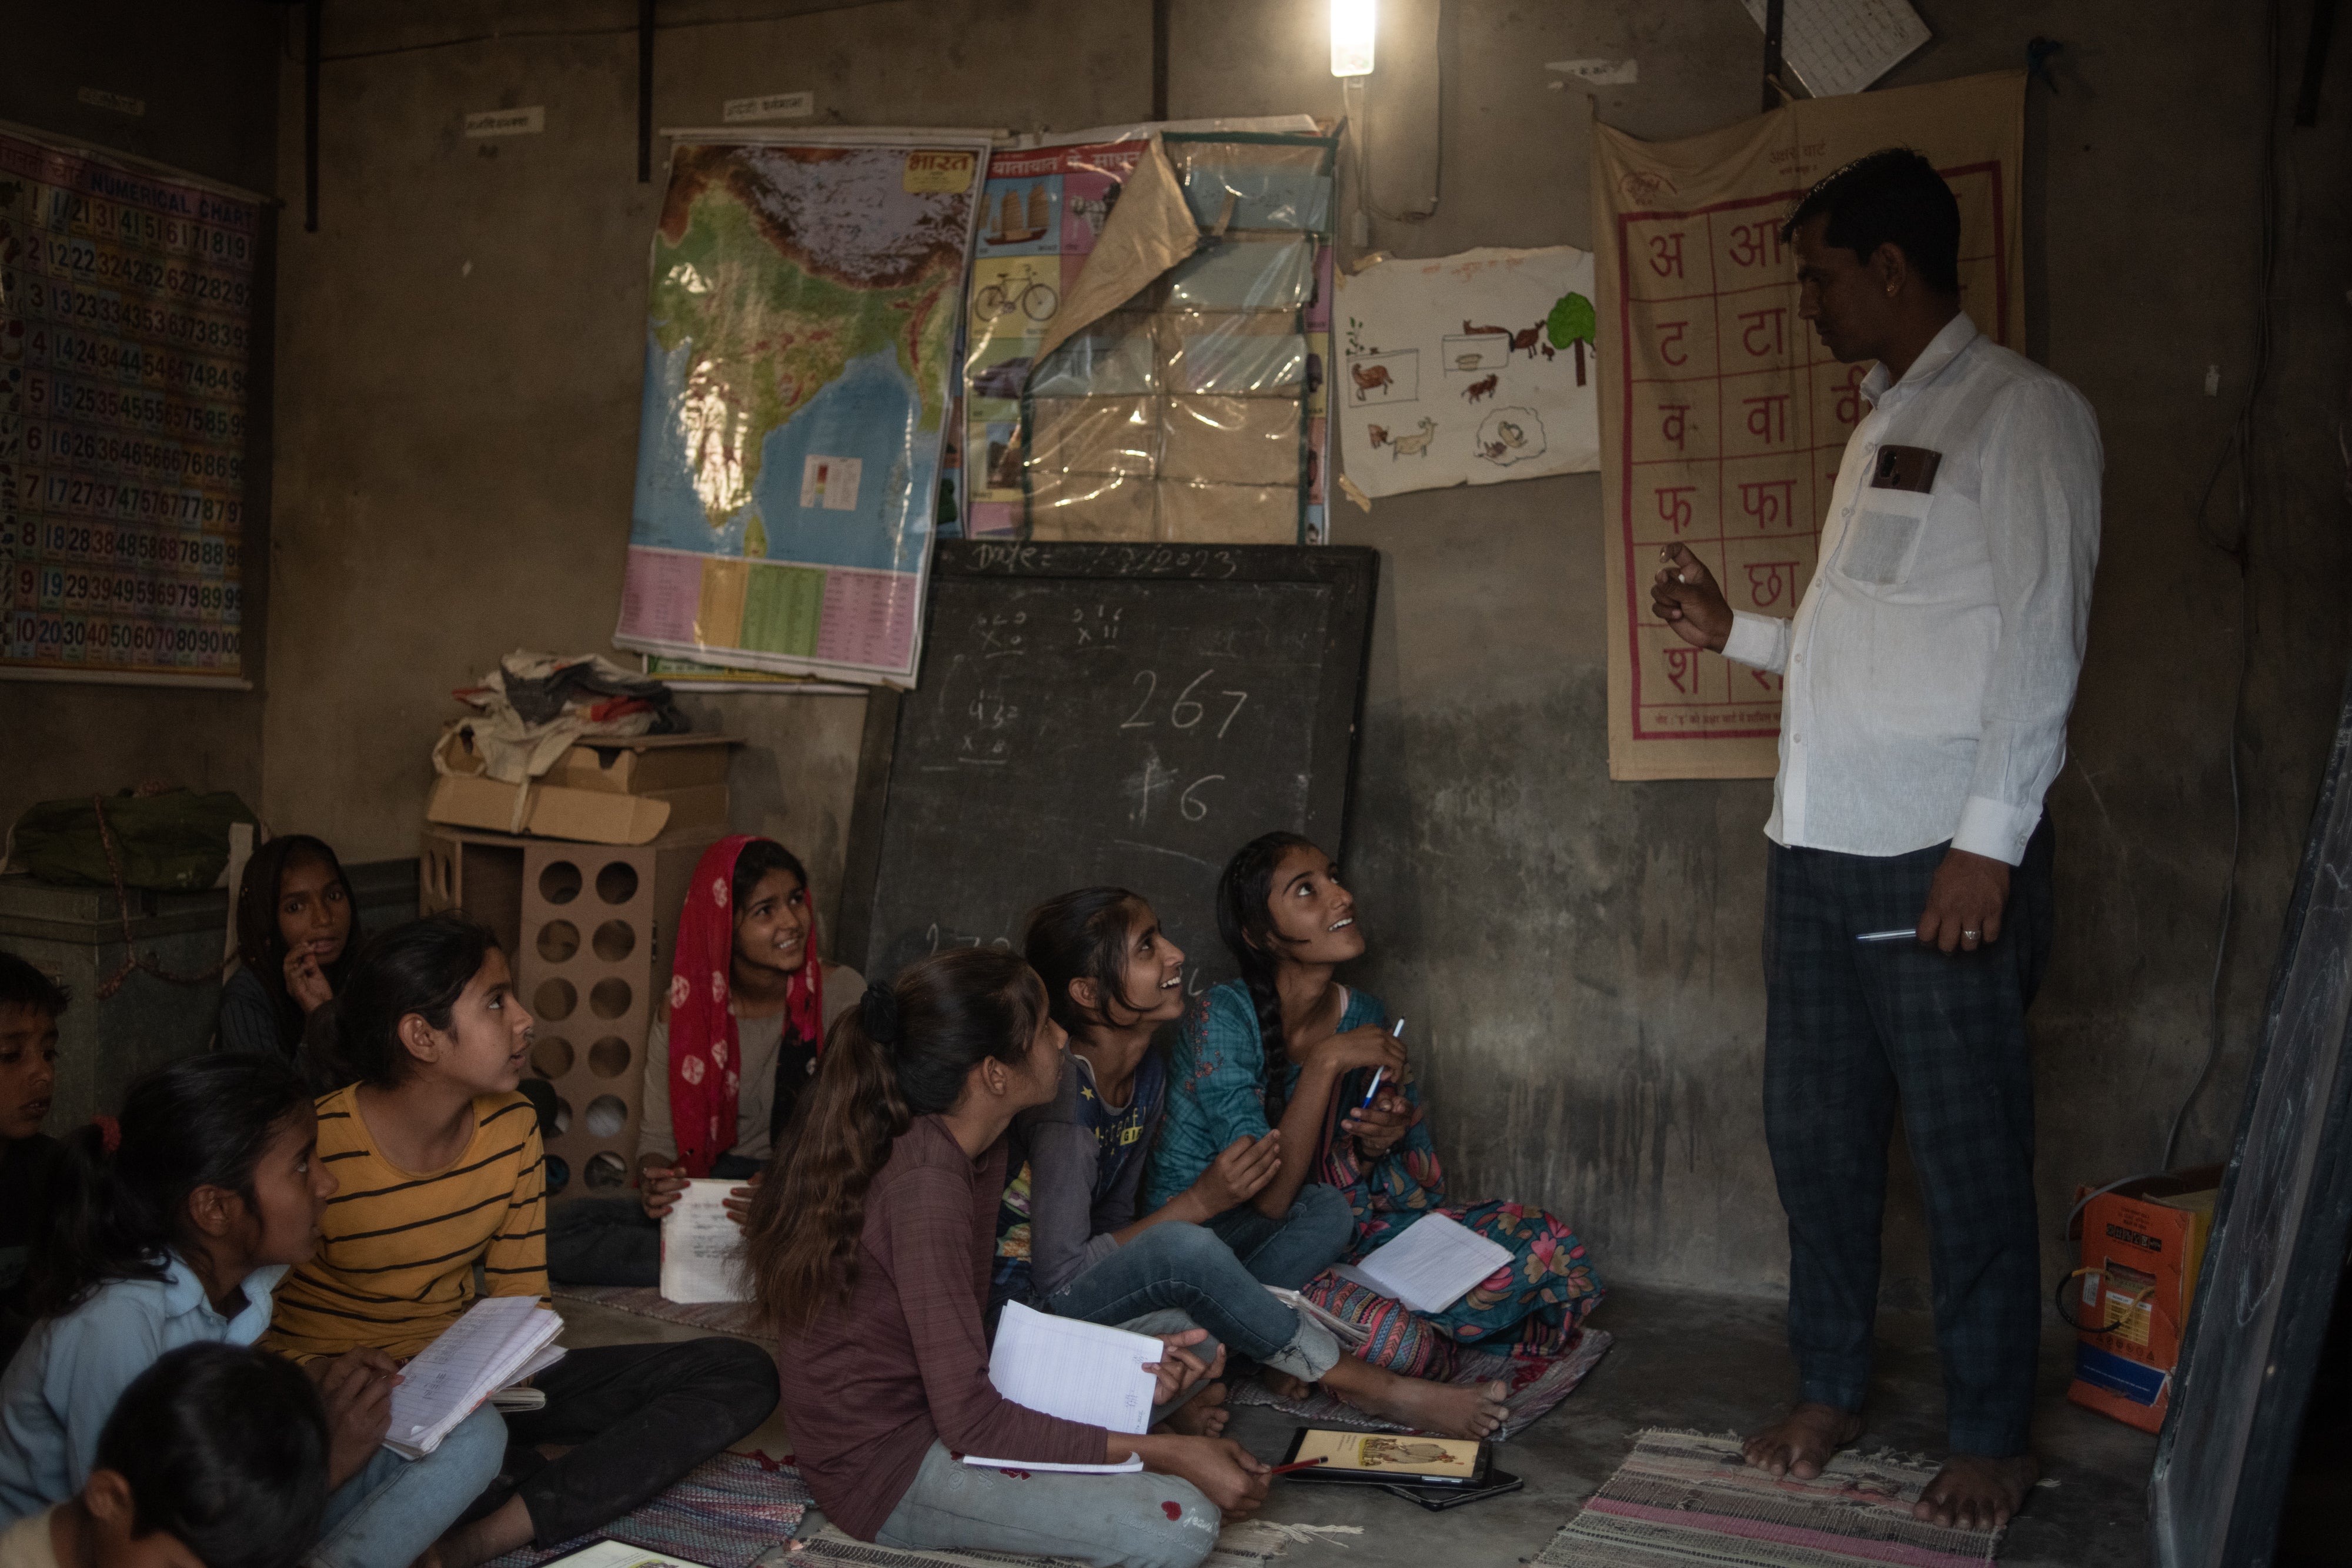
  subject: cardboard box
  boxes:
[426,728,737,846]
[2066,1172,2221,1434]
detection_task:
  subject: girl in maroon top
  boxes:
[746,949,1269,1568]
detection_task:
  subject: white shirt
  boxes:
[1722,313,2101,865]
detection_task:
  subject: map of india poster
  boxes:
[615,132,990,686]
[1595,72,2022,781]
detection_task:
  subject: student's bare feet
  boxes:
[1334,1370,1511,1439]
[1258,1369,1314,1402]
[1742,1402,1863,1479]
[1912,1452,2036,1531]
[1160,1382,1230,1437]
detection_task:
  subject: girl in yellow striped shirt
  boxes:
[268,915,777,1568]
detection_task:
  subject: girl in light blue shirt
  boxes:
[0,1054,503,1568]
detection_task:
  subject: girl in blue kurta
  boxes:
[1145,833,1602,1375]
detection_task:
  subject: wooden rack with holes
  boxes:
[419,824,721,1200]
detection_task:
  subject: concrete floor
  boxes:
[560,1282,2158,1566]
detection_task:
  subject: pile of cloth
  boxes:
[444,652,687,785]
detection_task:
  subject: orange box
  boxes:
[2064,1173,2219,1433]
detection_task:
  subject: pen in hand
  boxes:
[1267,1457,1328,1476]
[1361,1019,1405,1111]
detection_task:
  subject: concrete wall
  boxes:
[179,0,2352,1295]
[0,1,279,840]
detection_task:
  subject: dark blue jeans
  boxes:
[1047,1185,1355,1378]
[1763,821,2054,1456]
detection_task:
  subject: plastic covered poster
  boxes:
[614,132,990,687]
[960,125,1336,547]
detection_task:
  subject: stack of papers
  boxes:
[1331,1213,1512,1315]
[964,1303,1161,1474]
[660,1179,752,1304]
[387,1296,566,1457]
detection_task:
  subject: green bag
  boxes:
[11,790,259,892]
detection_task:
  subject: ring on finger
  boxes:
[1962,928,1981,941]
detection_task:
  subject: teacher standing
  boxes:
[1651,149,2101,1533]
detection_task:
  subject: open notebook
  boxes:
[386,1295,566,1457]
[1331,1212,1512,1315]
[963,1303,1161,1474]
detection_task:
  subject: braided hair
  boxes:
[1214,831,1317,1119]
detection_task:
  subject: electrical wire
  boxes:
[2159,0,2285,1173]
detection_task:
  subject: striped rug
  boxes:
[487,1451,810,1568]
[784,1519,1301,1568]
[1539,1430,2002,1567]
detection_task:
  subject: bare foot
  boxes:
[425,1496,534,1568]
[1743,1402,1863,1479]
[1331,1369,1511,1439]
[1913,1452,2037,1532]
[1258,1369,1314,1402]
[1160,1382,1230,1437]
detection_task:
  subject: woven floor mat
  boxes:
[1538,1428,2003,1567]
[484,1450,810,1568]
[783,1518,1327,1568]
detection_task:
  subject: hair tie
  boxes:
[92,1115,121,1154]
[860,980,901,1047]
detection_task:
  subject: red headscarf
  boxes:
[666,835,826,1177]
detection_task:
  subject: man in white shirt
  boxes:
[1652,149,2101,1533]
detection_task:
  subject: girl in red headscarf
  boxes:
[545,837,863,1286]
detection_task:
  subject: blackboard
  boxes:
[2151,658,2352,1566]
[837,541,1377,994]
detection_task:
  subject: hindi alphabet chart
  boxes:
[1596,72,2024,780]
[0,126,262,684]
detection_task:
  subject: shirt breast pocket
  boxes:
[1838,486,1934,587]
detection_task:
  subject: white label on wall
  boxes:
[723,91,815,123]
[1545,58,1638,85]
[465,107,546,138]
[800,456,862,511]
[76,88,146,116]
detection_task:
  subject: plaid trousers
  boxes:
[1762,820,2054,1457]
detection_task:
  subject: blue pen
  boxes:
[1360,1019,1405,1111]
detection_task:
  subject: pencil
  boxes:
[1267,1458,1328,1476]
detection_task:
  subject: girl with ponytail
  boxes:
[743,948,1270,1568]
[1013,888,1511,1439]
[1146,834,1603,1376]
[265,914,778,1568]
[0,1054,506,1568]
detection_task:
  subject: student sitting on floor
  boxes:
[1008,888,1509,1439]
[0,1054,503,1568]
[745,948,1269,1568]
[0,954,64,1369]
[268,914,779,1568]
[1,1342,328,1568]
[220,835,363,1065]
[1146,833,1604,1377]
[548,836,862,1286]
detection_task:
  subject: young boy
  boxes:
[0,955,62,1368]
[0,1341,328,1568]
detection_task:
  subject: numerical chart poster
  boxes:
[0,126,260,684]
[615,132,991,687]
[1595,71,2022,780]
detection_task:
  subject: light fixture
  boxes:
[1330,0,1375,77]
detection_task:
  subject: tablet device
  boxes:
[1381,1467,1522,1510]
[1279,1428,1491,1486]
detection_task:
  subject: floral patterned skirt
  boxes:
[1298,1201,1602,1375]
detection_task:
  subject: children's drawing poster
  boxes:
[1594,71,2022,781]
[1333,246,1599,500]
